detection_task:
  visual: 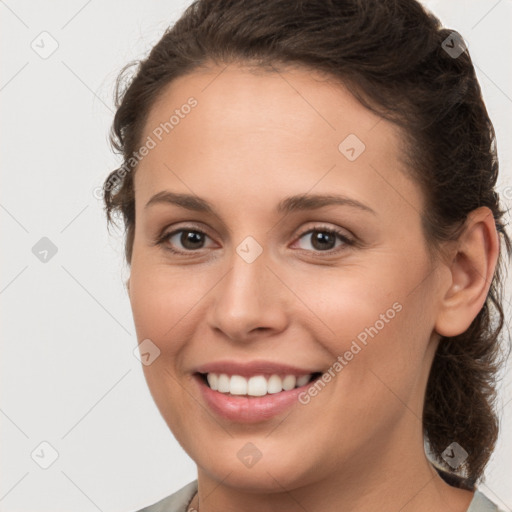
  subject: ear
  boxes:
[434,207,500,338]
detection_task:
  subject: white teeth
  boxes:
[204,373,314,396]
[206,373,218,391]
[230,375,248,395]
[247,375,267,396]
[267,374,283,394]
[282,375,296,390]
[217,373,230,393]
[296,374,311,387]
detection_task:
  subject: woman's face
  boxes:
[128,64,446,493]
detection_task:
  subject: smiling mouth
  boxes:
[196,372,323,397]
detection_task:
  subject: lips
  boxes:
[194,372,323,422]
[192,360,325,422]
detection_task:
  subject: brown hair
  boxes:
[103,0,511,488]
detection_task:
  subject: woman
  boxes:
[102,0,511,510]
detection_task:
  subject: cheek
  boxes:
[128,263,204,429]
[298,255,433,397]
[128,262,208,344]
[291,260,407,345]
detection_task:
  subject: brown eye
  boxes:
[294,226,354,253]
[158,228,215,253]
[175,230,206,250]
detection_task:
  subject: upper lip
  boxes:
[194,360,323,378]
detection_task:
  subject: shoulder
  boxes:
[135,480,198,512]
[467,490,505,512]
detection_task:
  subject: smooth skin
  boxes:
[126,63,499,512]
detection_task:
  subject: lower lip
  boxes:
[194,374,317,423]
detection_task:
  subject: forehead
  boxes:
[134,64,423,222]
[143,63,389,147]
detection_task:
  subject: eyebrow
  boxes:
[144,191,377,216]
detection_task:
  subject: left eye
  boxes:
[294,227,354,252]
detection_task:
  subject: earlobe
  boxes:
[434,207,500,338]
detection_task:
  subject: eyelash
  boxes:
[154,224,356,256]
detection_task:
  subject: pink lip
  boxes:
[194,374,319,423]
[193,359,321,378]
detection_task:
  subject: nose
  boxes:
[207,248,289,343]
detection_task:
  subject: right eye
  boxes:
[156,227,216,254]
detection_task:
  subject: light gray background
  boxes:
[1,1,511,511]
